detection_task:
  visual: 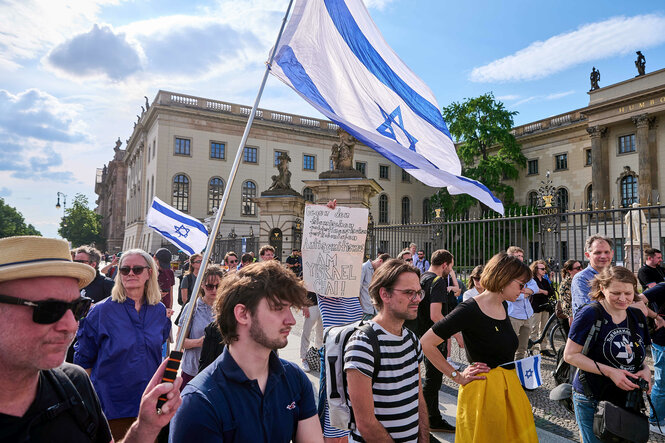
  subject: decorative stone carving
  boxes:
[262,152,300,196]
[114,137,122,152]
[319,128,365,179]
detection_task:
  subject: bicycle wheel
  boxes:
[549,322,567,354]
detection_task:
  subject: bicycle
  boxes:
[527,302,567,356]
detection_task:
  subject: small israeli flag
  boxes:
[146,197,209,256]
[515,355,543,390]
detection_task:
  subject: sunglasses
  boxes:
[405,258,413,262]
[204,284,219,291]
[537,267,546,271]
[227,260,238,264]
[192,260,202,264]
[572,265,582,270]
[119,266,149,276]
[0,294,92,324]
[73,259,92,264]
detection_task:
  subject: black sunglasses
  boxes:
[119,266,149,276]
[204,284,219,291]
[0,294,92,324]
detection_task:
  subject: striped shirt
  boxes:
[344,321,423,442]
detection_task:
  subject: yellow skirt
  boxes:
[455,366,538,443]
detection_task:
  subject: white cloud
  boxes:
[470,14,665,82]
[512,90,576,107]
[496,94,521,101]
[546,90,575,100]
[364,0,398,9]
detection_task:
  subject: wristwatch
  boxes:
[450,370,458,379]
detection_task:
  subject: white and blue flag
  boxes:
[270,0,504,213]
[514,354,543,390]
[146,197,209,256]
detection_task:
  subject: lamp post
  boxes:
[55,192,67,210]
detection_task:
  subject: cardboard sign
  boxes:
[302,204,368,298]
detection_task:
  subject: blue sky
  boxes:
[1,0,664,240]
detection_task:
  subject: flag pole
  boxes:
[157,0,295,411]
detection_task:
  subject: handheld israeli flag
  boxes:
[514,355,543,390]
[269,0,503,213]
[146,197,209,256]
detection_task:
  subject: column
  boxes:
[586,126,608,207]
[632,114,652,205]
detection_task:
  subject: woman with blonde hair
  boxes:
[74,249,171,440]
[421,252,538,442]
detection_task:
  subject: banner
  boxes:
[302,204,368,298]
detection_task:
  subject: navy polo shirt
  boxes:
[169,347,317,443]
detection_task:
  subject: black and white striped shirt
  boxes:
[343,321,423,442]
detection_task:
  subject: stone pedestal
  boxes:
[624,241,649,273]
[302,177,382,209]
[253,194,306,262]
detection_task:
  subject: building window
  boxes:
[210,142,225,160]
[378,194,389,224]
[554,153,568,171]
[153,140,156,159]
[172,174,189,212]
[241,181,257,215]
[527,159,538,175]
[401,197,411,224]
[585,149,592,166]
[613,238,625,263]
[379,165,390,180]
[401,170,411,183]
[274,150,286,167]
[329,158,334,171]
[174,138,190,156]
[557,188,569,212]
[356,161,366,176]
[528,191,538,208]
[618,134,636,154]
[303,187,314,202]
[422,198,431,222]
[620,175,638,208]
[208,177,224,214]
[243,147,258,163]
[303,154,316,171]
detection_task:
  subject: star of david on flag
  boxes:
[146,197,209,256]
[269,0,504,213]
[514,354,542,390]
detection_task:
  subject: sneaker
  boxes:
[651,423,665,436]
[540,349,556,357]
[429,417,455,433]
[447,358,462,370]
[302,360,310,372]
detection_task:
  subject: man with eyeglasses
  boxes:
[344,259,428,442]
[0,236,181,443]
[413,249,430,274]
[224,251,239,274]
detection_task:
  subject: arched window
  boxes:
[620,175,638,208]
[557,188,569,212]
[303,187,314,203]
[172,174,189,212]
[422,198,431,223]
[401,196,411,224]
[208,177,225,214]
[242,181,257,215]
[528,191,538,208]
[378,194,389,224]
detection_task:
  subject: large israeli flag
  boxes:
[146,197,209,256]
[270,0,504,213]
[514,354,543,390]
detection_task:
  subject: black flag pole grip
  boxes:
[156,350,183,412]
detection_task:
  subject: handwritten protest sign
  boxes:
[302,204,368,298]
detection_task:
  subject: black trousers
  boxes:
[422,341,447,421]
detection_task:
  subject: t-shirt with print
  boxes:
[343,321,423,443]
[569,303,650,404]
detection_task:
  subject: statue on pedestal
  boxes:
[635,51,646,76]
[114,138,122,152]
[624,202,647,243]
[331,128,356,171]
[268,152,293,192]
[590,67,600,91]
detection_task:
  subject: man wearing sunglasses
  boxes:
[224,252,239,274]
[0,236,181,443]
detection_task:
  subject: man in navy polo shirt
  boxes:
[169,260,322,443]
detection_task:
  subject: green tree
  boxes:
[432,92,526,216]
[0,198,41,238]
[58,194,104,248]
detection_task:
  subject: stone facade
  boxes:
[120,91,437,253]
[94,140,127,252]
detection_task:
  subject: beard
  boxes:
[249,315,289,350]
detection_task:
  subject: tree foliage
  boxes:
[0,198,41,238]
[432,93,526,215]
[58,194,104,248]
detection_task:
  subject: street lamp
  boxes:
[55,192,67,210]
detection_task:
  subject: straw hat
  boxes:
[0,236,96,289]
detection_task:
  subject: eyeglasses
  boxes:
[572,265,582,270]
[119,266,149,276]
[192,260,202,264]
[204,284,219,291]
[227,260,238,264]
[0,294,92,324]
[391,288,424,301]
[73,259,92,264]
[514,280,526,290]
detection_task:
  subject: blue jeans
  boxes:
[573,391,602,443]
[651,343,665,425]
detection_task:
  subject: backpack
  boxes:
[324,320,417,430]
[403,273,441,337]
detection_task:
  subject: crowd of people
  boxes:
[3,227,665,442]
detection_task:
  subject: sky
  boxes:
[1,0,665,239]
